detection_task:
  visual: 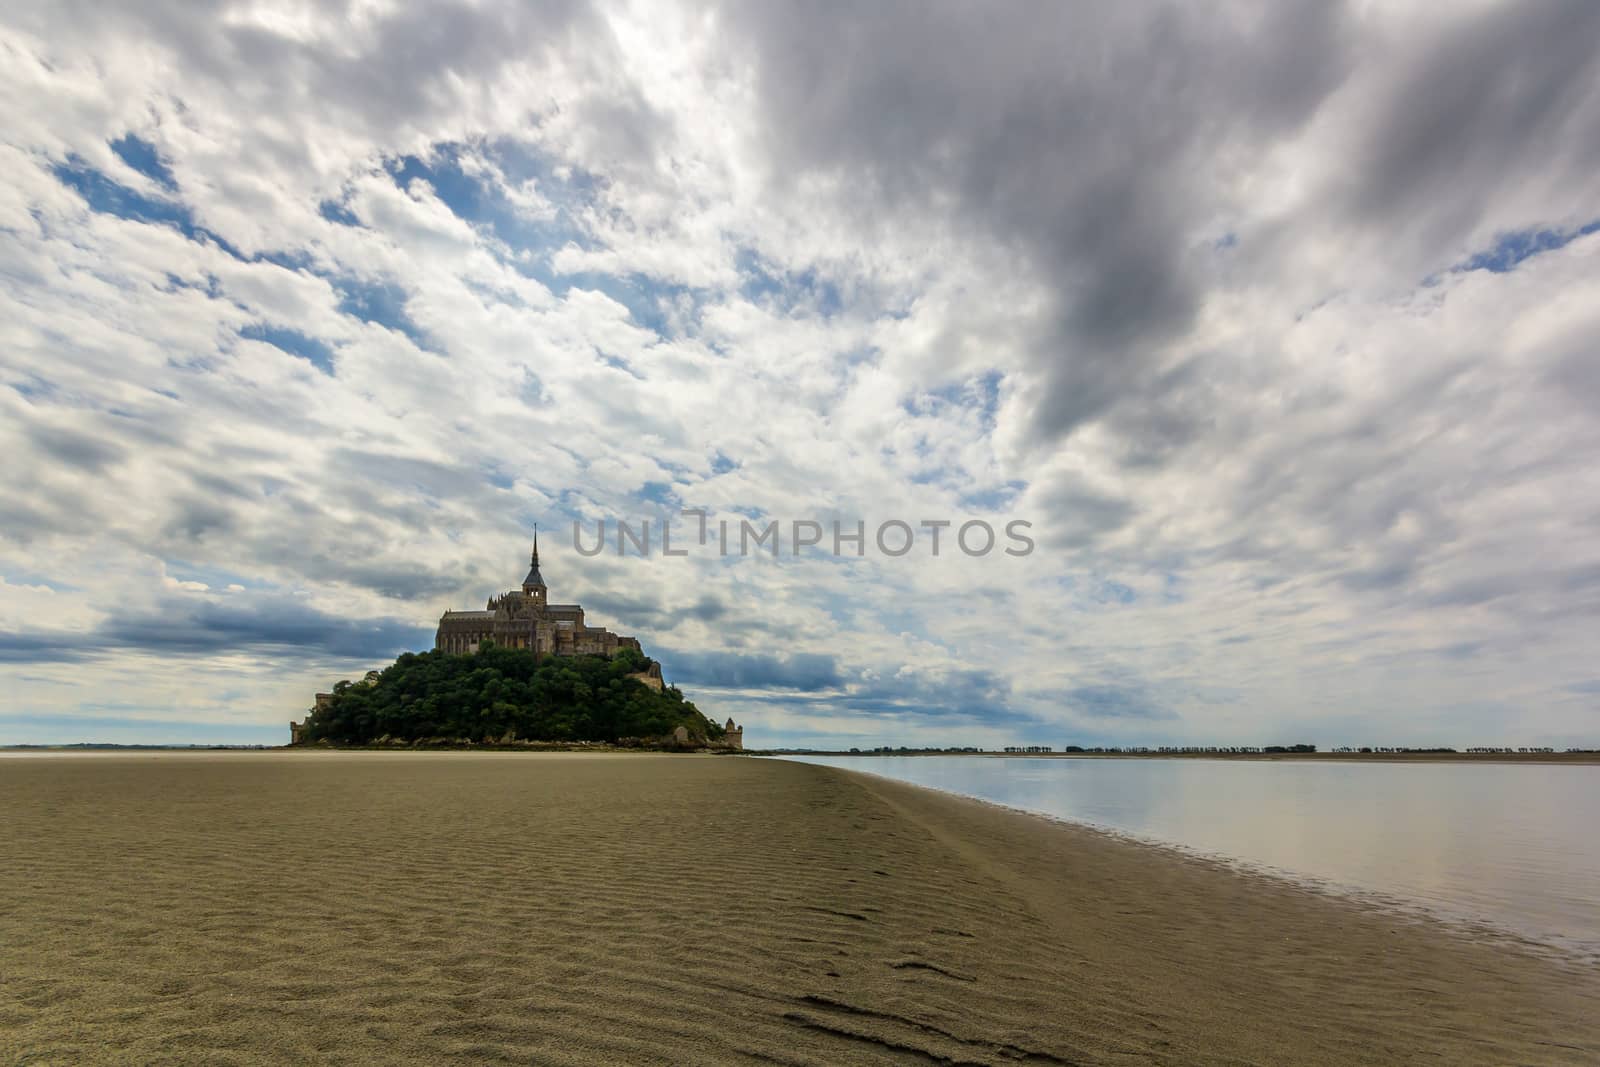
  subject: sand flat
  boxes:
[1,753,1596,1065]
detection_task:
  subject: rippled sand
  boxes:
[2,752,1596,1064]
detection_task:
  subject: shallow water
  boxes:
[781,755,1600,960]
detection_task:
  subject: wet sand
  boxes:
[2,752,1596,1064]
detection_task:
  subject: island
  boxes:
[290,537,743,750]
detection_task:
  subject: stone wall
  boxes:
[628,662,665,692]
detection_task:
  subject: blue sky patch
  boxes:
[904,370,1002,431]
[544,271,693,338]
[389,150,494,222]
[239,323,336,374]
[635,481,679,509]
[390,141,609,273]
[9,376,55,401]
[482,464,517,491]
[53,154,243,258]
[54,157,193,230]
[1458,219,1600,273]
[960,480,1028,512]
[319,198,361,226]
[161,561,272,591]
[0,713,285,746]
[736,248,844,317]
[109,134,178,191]
[0,569,79,593]
[1092,580,1137,605]
[333,276,434,351]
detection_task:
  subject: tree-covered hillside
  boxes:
[301,645,719,745]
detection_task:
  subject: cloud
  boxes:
[2,1,1600,748]
[661,650,844,692]
[846,666,1020,723]
[1062,685,1177,722]
[0,596,432,664]
[582,590,729,631]
[0,633,91,665]
[0,713,279,743]
[24,420,129,473]
[1332,2,1600,253]
[1029,473,1136,550]
[721,2,1354,445]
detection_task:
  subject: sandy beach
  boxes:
[2,753,1596,1065]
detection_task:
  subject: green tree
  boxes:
[302,648,712,745]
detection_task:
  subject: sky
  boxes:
[2,1,1599,749]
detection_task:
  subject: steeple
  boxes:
[522,525,546,601]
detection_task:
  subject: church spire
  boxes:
[523,524,546,594]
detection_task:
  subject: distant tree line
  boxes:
[1057,745,1318,754]
[777,742,1597,757]
[301,644,716,745]
[842,746,984,754]
[1335,747,1579,754]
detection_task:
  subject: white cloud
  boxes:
[2,1,1598,747]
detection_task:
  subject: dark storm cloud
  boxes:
[728,664,1034,730]
[0,499,71,544]
[24,422,127,472]
[238,533,477,602]
[0,453,111,543]
[99,599,429,657]
[162,496,238,541]
[583,591,729,631]
[0,632,92,664]
[1031,472,1136,549]
[850,667,1017,722]
[1063,684,1176,721]
[662,649,844,691]
[329,563,468,601]
[722,1,1355,443]
[1339,2,1600,247]
[0,595,432,663]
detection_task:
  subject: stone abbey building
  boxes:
[434,534,645,661]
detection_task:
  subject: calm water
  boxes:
[781,755,1600,960]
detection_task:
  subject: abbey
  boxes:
[435,534,643,661]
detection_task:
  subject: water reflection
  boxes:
[780,755,1600,959]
